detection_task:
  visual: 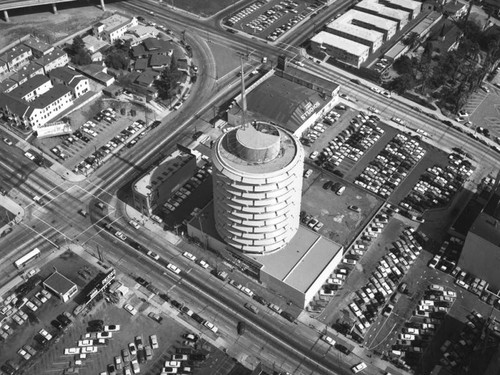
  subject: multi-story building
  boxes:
[23,37,55,58]
[133,151,197,216]
[0,84,73,130]
[212,122,304,254]
[310,31,370,68]
[93,13,138,44]
[0,45,32,72]
[10,75,52,102]
[34,48,69,74]
[49,67,90,98]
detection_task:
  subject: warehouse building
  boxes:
[187,201,344,308]
[325,18,384,53]
[381,0,421,19]
[310,31,370,68]
[43,271,78,303]
[329,10,397,41]
[132,150,197,216]
[354,0,411,30]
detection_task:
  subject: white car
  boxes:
[147,251,160,260]
[64,347,81,355]
[24,151,35,160]
[165,361,182,367]
[78,339,94,347]
[115,231,127,241]
[39,329,53,341]
[18,348,31,360]
[183,252,197,261]
[399,333,415,340]
[150,334,159,349]
[81,346,97,354]
[309,151,319,160]
[321,334,335,346]
[352,362,367,373]
[198,260,210,269]
[3,138,13,146]
[167,263,181,274]
[123,304,138,315]
[203,321,219,333]
[129,220,140,229]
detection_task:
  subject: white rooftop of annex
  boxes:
[327,17,385,43]
[311,31,370,57]
[332,10,398,32]
[383,0,422,12]
[356,0,410,21]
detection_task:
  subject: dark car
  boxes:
[253,295,267,305]
[190,353,208,361]
[171,300,182,309]
[280,311,295,322]
[57,314,71,327]
[237,321,246,335]
[107,364,116,375]
[51,320,63,330]
[192,313,204,324]
[334,343,351,355]
[323,181,333,190]
[1,364,15,375]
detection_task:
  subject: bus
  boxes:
[14,248,41,269]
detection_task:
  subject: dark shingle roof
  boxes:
[10,75,51,99]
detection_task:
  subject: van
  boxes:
[335,185,346,196]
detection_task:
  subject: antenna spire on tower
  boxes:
[240,58,247,129]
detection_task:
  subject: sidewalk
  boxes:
[124,204,181,245]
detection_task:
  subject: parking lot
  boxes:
[33,98,153,173]
[224,0,318,41]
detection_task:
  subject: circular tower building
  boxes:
[212,121,304,254]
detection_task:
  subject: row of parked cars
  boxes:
[163,164,211,214]
[74,118,147,174]
[399,151,473,216]
[300,104,347,148]
[225,0,265,26]
[349,222,423,339]
[355,133,426,198]
[390,285,457,370]
[320,113,384,174]
[437,311,497,373]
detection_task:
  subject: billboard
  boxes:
[36,121,72,138]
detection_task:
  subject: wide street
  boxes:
[0,1,499,374]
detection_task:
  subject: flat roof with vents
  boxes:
[133,150,195,195]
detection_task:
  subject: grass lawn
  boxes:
[167,0,241,17]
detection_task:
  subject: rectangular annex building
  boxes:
[354,0,412,30]
[325,16,385,53]
[43,271,78,302]
[328,10,398,41]
[310,31,370,69]
[186,201,344,309]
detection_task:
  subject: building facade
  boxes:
[133,151,197,216]
[0,45,32,72]
[93,14,138,44]
[10,75,52,102]
[34,48,69,74]
[310,31,370,68]
[49,67,90,98]
[212,122,304,254]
